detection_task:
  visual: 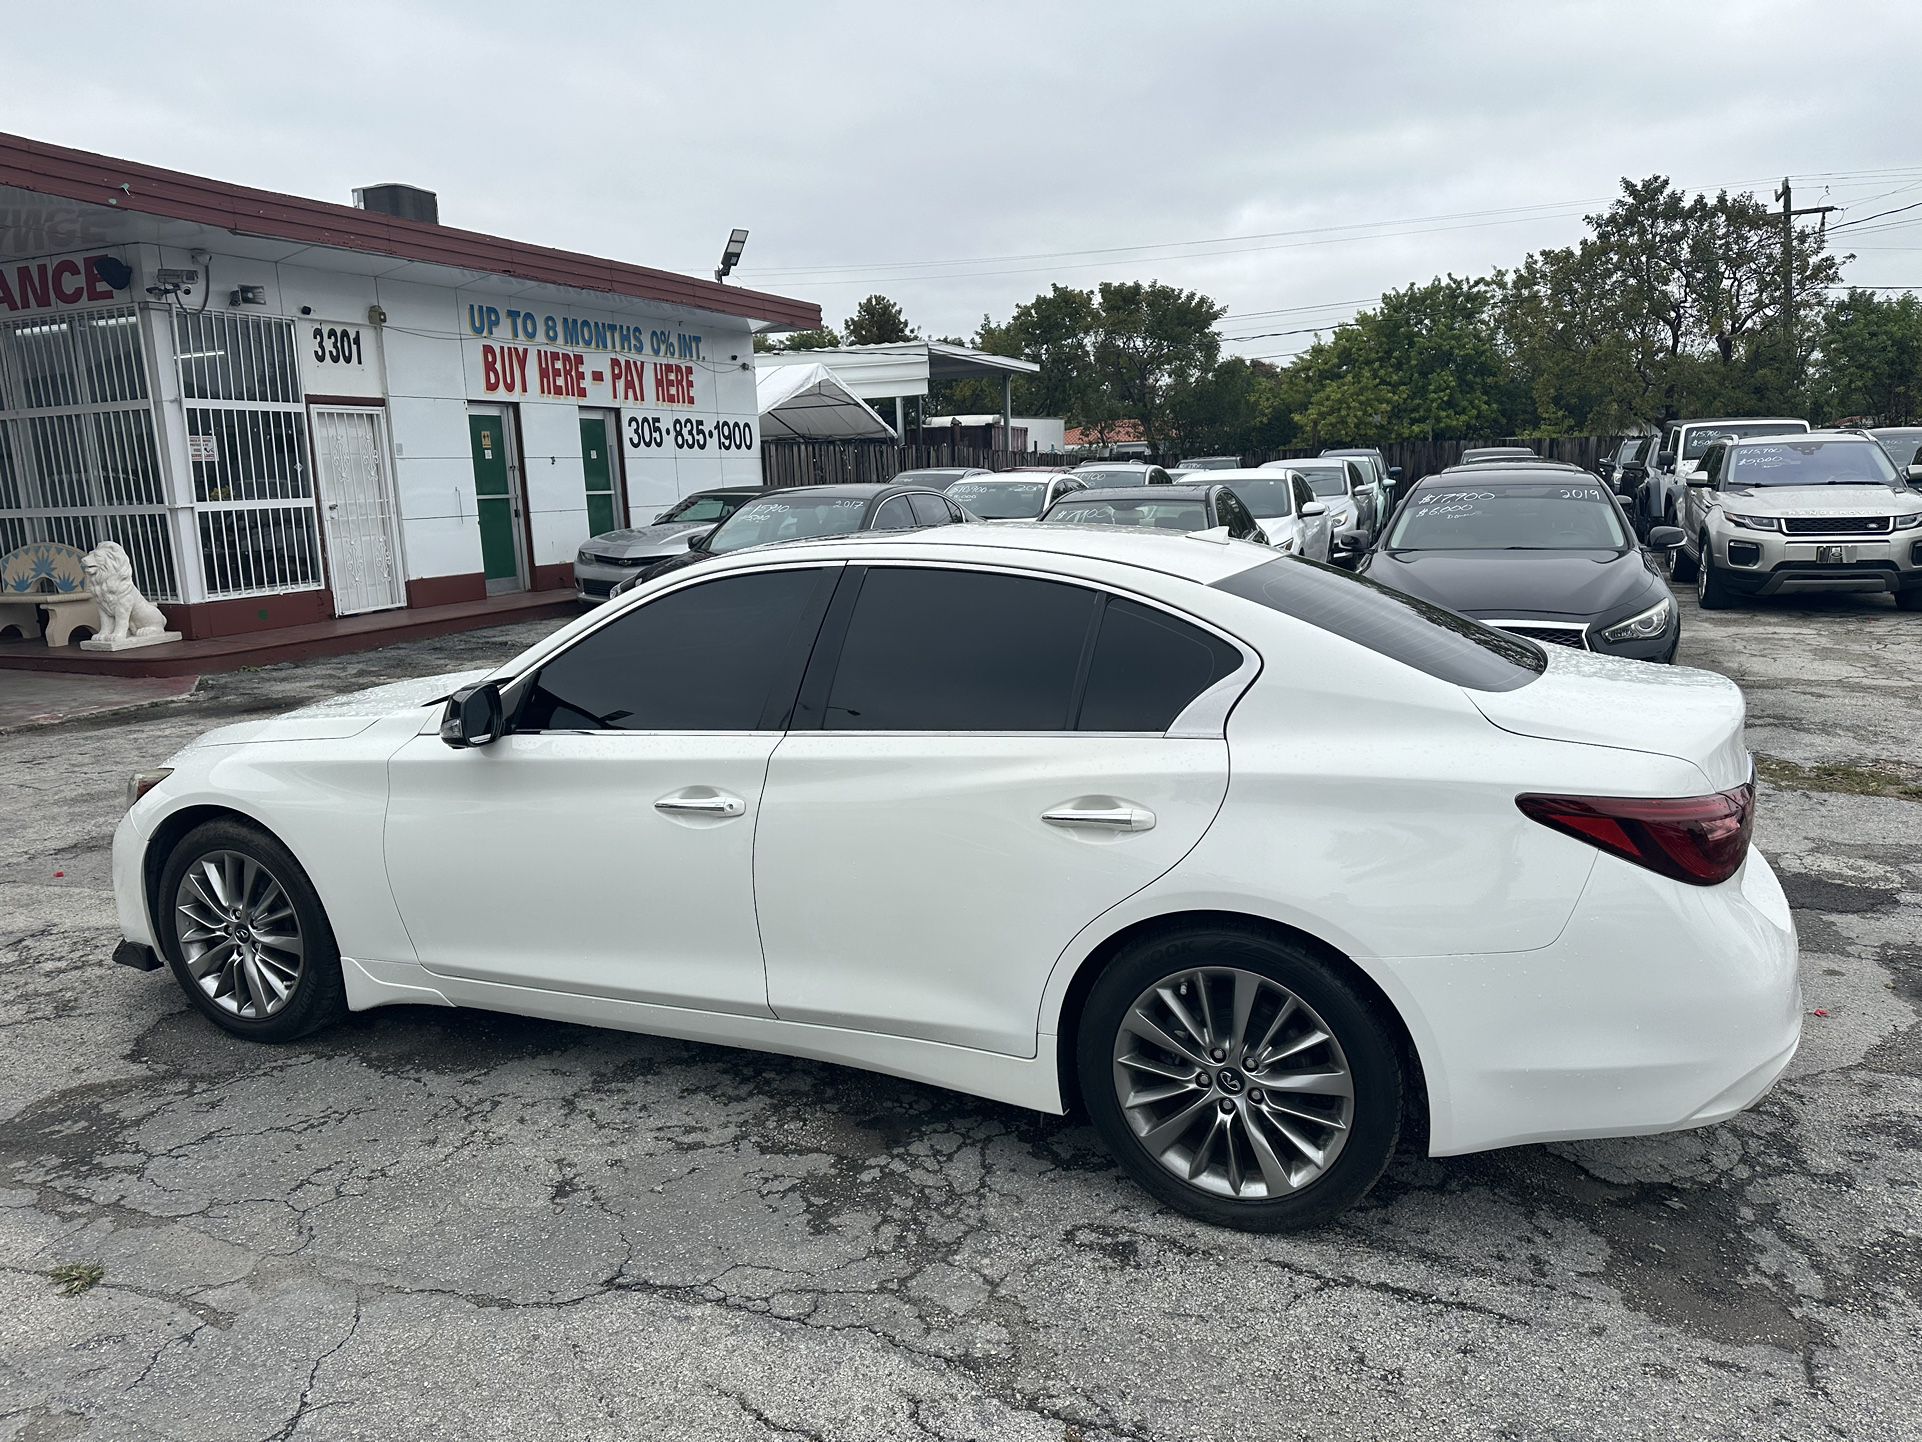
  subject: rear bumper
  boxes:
[1384,848,1801,1157]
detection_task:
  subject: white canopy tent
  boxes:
[755,362,897,441]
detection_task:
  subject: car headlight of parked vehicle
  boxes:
[1893,513,1922,530]
[1724,512,1781,532]
[1600,595,1674,644]
[127,769,172,809]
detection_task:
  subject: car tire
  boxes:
[1696,537,1737,610]
[156,818,348,1043]
[1896,587,1922,612]
[1077,925,1402,1232]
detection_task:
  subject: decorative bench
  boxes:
[0,542,102,647]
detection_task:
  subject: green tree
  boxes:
[844,294,916,345]
[1811,289,1922,423]
[755,325,842,353]
[1088,281,1225,452]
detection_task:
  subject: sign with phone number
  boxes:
[621,412,756,457]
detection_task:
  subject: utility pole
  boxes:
[1775,177,1837,398]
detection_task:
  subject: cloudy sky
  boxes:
[6,0,1919,359]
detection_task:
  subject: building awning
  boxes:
[756,363,897,440]
[0,131,820,330]
[754,340,1037,400]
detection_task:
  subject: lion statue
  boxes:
[81,542,169,643]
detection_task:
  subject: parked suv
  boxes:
[1638,418,1809,538]
[1671,431,1922,609]
[1598,436,1655,501]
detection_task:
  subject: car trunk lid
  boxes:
[1468,647,1749,790]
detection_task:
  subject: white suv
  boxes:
[1673,430,1922,609]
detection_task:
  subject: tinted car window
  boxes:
[872,496,916,530]
[1044,497,1210,531]
[657,493,735,524]
[1212,558,1544,692]
[521,568,828,730]
[1080,598,1243,732]
[1220,477,1297,517]
[825,569,1097,731]
[709,495,868,553]
[910,493,954,527]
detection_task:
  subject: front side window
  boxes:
[520,568,829,730]
[1213,557,1544,692]
[1726,440,1899,488]
[1386,481,1629,551]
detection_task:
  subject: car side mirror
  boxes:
[689,526,716,553]
[1908,463,1922,486]
[1387,466,1403,481]
[1645,526,1686,550]
[1656,451,1676,469]
[1686,472,1711,487]
[1301,501,1328,517]
[1333,529,1364,554]
[440,681,504,749]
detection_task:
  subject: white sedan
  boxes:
[112,527,1799,1231]
[1202,467,1335,561]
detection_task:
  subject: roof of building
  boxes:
[0,131,819,330]
[1065,421,1145,446]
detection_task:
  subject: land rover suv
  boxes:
[1671,431,1922,609]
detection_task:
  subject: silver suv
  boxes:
[1672,431,1922,609]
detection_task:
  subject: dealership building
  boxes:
[0,132,818,664]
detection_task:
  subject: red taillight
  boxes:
[1516,781,1754,886]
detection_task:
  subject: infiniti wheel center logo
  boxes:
[1216,1069,1244,1094]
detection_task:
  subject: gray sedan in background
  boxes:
[574,487,765,602]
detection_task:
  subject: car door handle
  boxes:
[655,792,745,817]
[1042,805,1156,832]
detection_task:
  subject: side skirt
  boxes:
[340,956,1065,1115]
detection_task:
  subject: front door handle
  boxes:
[1043,805,1155,832]
[655,792,745,818]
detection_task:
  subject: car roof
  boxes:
[1003,466,1077,473]
[1064,485,1216,501]
[681,518,1270,585]
[949,473,1052,483]
[1075,461,1157,469]
[1869,426,1922,438]
[1173,467,1293,482]
[745,484,939,503]
[1320,448,1381,456]
[1426,464,1596,482]
[1671,416,1806,427]
[1723,428,1873,445]
[690,486,766,496]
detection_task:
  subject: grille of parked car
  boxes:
[1494,624,1589,650]
[587,550,653,566]
[1781,515,1892,535]
[578,577,615,597]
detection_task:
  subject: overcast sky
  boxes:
[6,0,1920,360]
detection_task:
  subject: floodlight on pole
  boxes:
[715,228,750,283]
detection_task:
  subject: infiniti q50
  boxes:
[113,528,1799,1230]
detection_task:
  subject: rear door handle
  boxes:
[655,791,745,817]
[1043,805,1155,832]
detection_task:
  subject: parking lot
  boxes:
[1,583,1917,1442]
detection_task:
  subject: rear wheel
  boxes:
[1696,536,1736,610]
[157,819,347,1042]
[1077,926,1402,1232]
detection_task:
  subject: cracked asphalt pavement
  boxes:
[2,583,1918,1441]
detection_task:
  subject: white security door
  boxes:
[312,406,406,615]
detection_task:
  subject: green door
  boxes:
[580,416,618,536]
[468,414,521,588]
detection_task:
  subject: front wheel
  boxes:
[1696,538,1737,610]
[1077,927,1402,1232]
[157,818,347,1042]
[1667,517,1698,584]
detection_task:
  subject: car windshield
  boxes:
[1681,421,1804,459]
[1218,478,1299,517]
[1180,458,1240,470]
[1043,497,1210,531]
[1387,480,1629,551]
[1873,435,1922,469]
[1075,467,1149,486]
[1726,440,1899,488]
[893,469,968,486]
[657,493,735,524]
[948,480,1049,518]
[707,495,870,552]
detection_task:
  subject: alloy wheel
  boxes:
[1696,546,1710,603]
[172,850,305,1019]
[1111,966,1354,1200]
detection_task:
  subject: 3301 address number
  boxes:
[310,325,365,366]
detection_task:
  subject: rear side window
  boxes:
[817,569,1245,732]
[825,569,1098,730]
[872,497,915,530]
[909,493,953,527]
[521,568,830,730]
[1079,598,1242,731]
[1212,557,1544,691]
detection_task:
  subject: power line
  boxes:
[1830,199,1922,232]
